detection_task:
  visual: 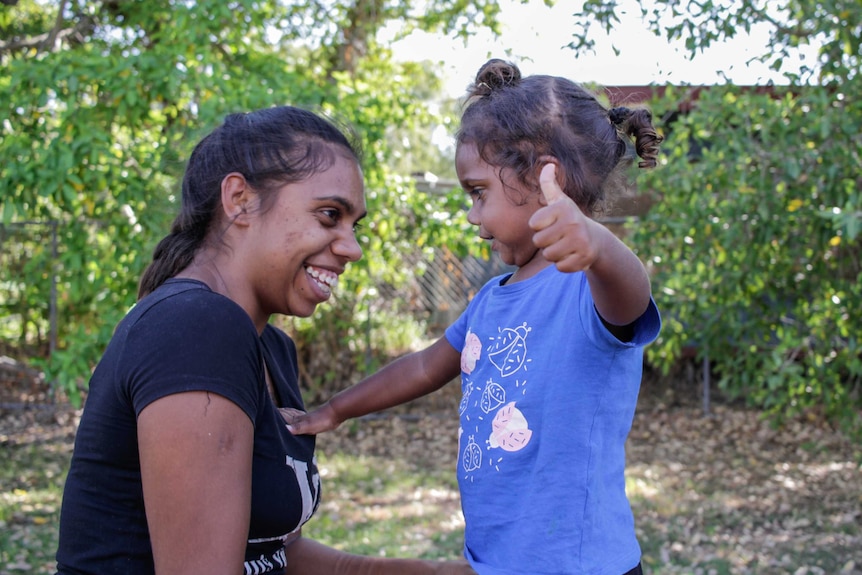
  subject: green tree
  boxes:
[0,0,504,403]
[573,1,862,434]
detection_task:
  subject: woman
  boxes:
[55,105,473,575]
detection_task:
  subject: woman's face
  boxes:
[455,142,543,270]
[242,151,366,323]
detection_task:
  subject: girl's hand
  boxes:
[530,163,652,327]
[528,163,603,273]
[280,403,340,435]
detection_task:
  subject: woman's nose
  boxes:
[335,230,363,262]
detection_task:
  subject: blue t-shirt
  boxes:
[445,265,661,575]
[56,279,320,575]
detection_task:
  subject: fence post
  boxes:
[702,348,710,417]
[49,220,58,358]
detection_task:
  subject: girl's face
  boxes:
[241,151,366,324]
[456,143,545,272]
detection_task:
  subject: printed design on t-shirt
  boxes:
[460,392,532,479]
[479,378,506,414]
[461,329,482,374]
[244,550,286,575]
[488,401,532,451]
[462,434,483,472]
[246,454,320,543]
[459,322,534,481]
[488,323,531,377]
[284,454,320,528]
[459,380,474,416]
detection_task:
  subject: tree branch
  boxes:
[43,0,69,52]
[0,11,94,58]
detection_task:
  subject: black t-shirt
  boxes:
[56,279,319,575]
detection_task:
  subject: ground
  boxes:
[310,371,862,574]
[1,358,861,574]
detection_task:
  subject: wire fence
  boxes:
[0,221,59,408]
[3,204,703,412]
[0,221,59,357]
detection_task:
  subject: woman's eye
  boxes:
[468,188,484,203]
[321,208,340,223]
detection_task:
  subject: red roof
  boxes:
[601,85,788,112]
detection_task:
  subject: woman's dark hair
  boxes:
[138,106,361,299]
[457,59,663,216]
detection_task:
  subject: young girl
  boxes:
[55,105,474,575]
[286,59,663,575]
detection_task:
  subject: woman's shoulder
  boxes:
[122,279,258,347]
[139,279,251,325]
[261,323,297,356]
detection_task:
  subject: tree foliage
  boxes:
[0,0,497,403]
[4,0,860,437]
[573,0,862,434]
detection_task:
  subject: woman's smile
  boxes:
[305,265,339,299]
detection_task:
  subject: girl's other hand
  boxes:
[280,403,340,435]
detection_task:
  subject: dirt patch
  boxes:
[315,376,862,574]
[2,359,860,574]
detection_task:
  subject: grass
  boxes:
[0,410,466,575]
[1,440,67,574]
[300,451,465,560]
[2,399,861,575]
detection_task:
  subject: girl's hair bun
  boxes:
[473,59,521,96]
[608,106,632,126]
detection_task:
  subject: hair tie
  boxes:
[475,81,492,96]
[609,106,631,126]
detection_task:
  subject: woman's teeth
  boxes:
[306,267,338,292]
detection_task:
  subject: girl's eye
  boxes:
[468,187,484,203]
[352,221,363,233]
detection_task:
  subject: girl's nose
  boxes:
[466,204,480,226]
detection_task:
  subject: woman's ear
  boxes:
[535,155,565,206]
[220,172,254,226]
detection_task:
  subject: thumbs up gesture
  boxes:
[529,163,601,273]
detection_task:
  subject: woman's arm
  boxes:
[138,390,254,574]
[286,337,462,436]
[284,535,475,575]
